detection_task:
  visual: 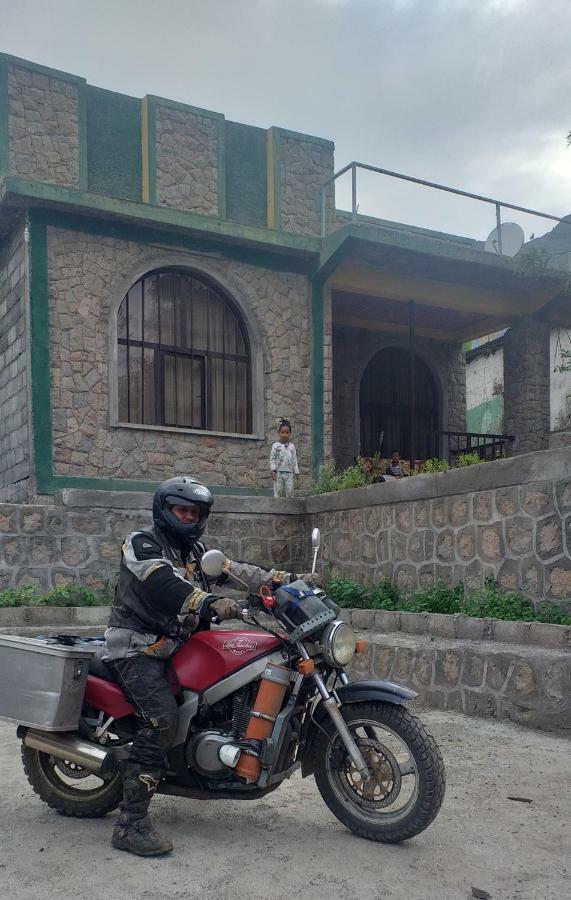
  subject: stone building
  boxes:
[1,52,569,503]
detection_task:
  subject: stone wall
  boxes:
[8,63,80,188]
[0,491,309,595]
[308,448,571,605]
[504,316,550,454]
[1,449,569,606]
[332,325,466,468]
[0,225,30,502]
[274,130,335,236]
[154,102,220,215]
[346,610,570,732]
[47,225,312,489]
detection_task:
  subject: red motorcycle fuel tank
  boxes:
[172,630,282,692]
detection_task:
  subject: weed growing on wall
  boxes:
[325,576,571,625]
[0,584,113,607]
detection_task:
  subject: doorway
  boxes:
[359,347,440,460]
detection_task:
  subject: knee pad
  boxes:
[142,712,178,750]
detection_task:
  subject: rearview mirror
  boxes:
[200,549,227,578]
[311,528,321,551]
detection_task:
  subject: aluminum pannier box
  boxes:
[0,635,94,731]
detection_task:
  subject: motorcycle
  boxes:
[16,529,445,843]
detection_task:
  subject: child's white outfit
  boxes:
[270,441,299,497]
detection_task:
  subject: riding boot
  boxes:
[111,764,173,856]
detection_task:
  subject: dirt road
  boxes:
[0,709,568,900]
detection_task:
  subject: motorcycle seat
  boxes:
[88,645,116,682]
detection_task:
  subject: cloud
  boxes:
[1,0,570,238]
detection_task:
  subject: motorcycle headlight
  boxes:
[320,621,356,667]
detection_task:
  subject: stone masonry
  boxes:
[155,102,220,215]
[47,226,312,489]
[0,448,569,606]
[308,448,571,606]
[277,132,335,236]
[0,492,309,595]
[332,325,466,467]
[0,225,30,502]
[8,63,80,188]
[346,612,570,732]
[504,315,550,454]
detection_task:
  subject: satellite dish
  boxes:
[484,222,524,257]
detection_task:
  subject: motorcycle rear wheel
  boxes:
[313,701,445,843]
[21,744,122,818]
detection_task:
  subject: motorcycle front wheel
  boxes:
[313,701,445,843]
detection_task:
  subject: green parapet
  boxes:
[141,95,156,204]
[0,57,8,175]
[39,475,273,496]
[266,127,281,230]
[28,211,52,493]
[225,121,267,228]
[0,177,321,262]
[86,86,142,201]
[310,281,324,480]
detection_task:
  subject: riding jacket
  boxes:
[103,527,293,661]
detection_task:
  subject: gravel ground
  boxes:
[0,709,569,900]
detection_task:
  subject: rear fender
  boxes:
[300,679,418,778]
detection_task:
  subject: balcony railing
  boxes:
[321,161,570,244]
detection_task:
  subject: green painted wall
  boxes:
[86,86,142,201]
[225,121,267,228]
[466,396,503,434]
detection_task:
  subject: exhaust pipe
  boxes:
[22,729,114,773]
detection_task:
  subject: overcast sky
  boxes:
[1,0,570,241]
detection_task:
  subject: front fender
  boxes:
[300,679,418,778]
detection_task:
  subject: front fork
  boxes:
[297,644,370,778]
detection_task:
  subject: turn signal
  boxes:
[355,640,368,654]
[297,659,315,675]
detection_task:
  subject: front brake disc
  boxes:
[343,737,403,808]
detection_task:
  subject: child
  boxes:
[270,419,299,498]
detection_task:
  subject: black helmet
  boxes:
[153,476,213,551]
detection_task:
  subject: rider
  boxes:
[103,475,317,858]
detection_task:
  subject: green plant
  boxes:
[322,575,571,625]
[0,584,113,608]
[463,578,536,621]
[0,586,38,607]
[456,452,483,467]
[311,462,369,495]
[422,458,450,474]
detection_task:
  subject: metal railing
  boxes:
[441,430,514,464]
[320,161,571,246]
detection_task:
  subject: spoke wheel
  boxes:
[313,701,445,843]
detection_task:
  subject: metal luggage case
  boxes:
[0,635,94,731]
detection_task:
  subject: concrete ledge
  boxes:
[306,446,571,512]
[57,490,306,516]
[0,607,111,629]
[0,606,567,649]
[341,608,570,649]
[347,630,571,733]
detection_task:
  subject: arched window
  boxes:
[117,269,251,433]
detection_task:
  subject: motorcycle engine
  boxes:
[186,731,234,776]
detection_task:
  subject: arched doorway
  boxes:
[359,347,440,459]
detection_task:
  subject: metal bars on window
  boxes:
[117,269,251,433]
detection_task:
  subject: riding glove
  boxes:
[209,597,243,621]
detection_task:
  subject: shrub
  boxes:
[323,575,571,625]
[311,462,369,495]
[0,584,113,608]
[422,458,450,473]
[456,452,483,467]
